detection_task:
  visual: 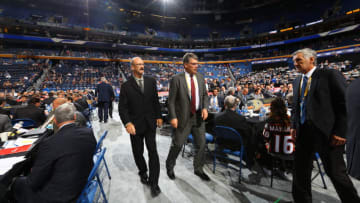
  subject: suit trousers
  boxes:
[12,177,44,203]
[130,127,160,185]
[292,122,360,203]
[166,112,206,173]
[98,101,109,122]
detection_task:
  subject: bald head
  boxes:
[53,98,67,110]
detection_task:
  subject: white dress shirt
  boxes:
[185,72,200,110]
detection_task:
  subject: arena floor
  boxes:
[92,103,360,203]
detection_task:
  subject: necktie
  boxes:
[138,79,144,93]
[300,76,308,124]
[190,75,196,115]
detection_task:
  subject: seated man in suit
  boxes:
[0,114,12,133]
[12,103,97,203]
[13,97,46,127]
[0,98,10,117]
[215,95,254,167]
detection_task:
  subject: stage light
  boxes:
[162,0,172,3]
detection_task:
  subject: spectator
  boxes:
[13,97,46,127]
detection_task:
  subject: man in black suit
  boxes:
[95,77,114,123]
[13,97,46,127]
[215,95,254,167]
[290,48,359,203]
[12,103,96,203]
[346,78,360,180]
[119,57,163,197]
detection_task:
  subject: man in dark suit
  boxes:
[215,95,254,167]
[290,48,359,203]
[346,78,360,180]
[12,103,96,203]
[95,77,114,123]
[119,57,163,197]
[209,88,223,112]
[0,98,10,117]
[166,53,210,181]
[13,97,46,127]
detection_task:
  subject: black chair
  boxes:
[213,125,245,183]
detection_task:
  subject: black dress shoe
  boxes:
[194,171,210,181]
[167,169,176,180]
[151,185,161,197]
[139,173,149,185]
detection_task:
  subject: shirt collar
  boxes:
[185,71,195,78]
[304,66,317,79]
[58,122,75,131]
[133,75,144,81]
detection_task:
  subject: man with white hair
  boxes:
[95,76,114,123]
[12,103,96,202]
[291,48,359,202]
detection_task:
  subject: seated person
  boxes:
[0,98,11,117]
[13,97,46,127]
[0,114,12,133]
[215,95,254,167]
[262,97,294,155]
[12,103,97,203]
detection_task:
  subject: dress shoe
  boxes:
[139,173,149,185]
[194,171,210,181]
[151,185,161,197]
[99,119,103,122]
[167,169,176,180]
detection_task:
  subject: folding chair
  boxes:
[95,131,111,180]
[312,152,327,189]
[182,133,214,157]
[77,148,108,203]
[213,125,245,183]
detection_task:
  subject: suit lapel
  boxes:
[129,77,143,95]
[181,73,191,100]
[307,68,319,100]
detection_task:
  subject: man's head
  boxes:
[224,95,238,111]
[213,89,219,96]
[130,57,145,78]
[242,88,249,95]
[227,87,235,95]
[101,77,107,83]
[183,53,199,75]
[52,98,67,110]
[292,48,317,74]
[0,97,6,107]
[54,103,76,128]
[28,97,41,107]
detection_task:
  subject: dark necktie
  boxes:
[138,79,144,93]
[190,75,196,115]
[300,76,308,124]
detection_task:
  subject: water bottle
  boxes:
[259,107,265,121]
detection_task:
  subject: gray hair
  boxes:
[183,53,198,64]
[130,57,142,66]
[224,95,237,109]
[227,87,235,95]
[101,77,106,82]
[292,48,317,65]
[54,103,76,124]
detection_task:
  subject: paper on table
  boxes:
[14,138,37,147]
[0,156,25,175]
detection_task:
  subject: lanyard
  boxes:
[300,76,312,98]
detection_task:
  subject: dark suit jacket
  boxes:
[95,82,115,102]
[215,109,252,140]
[0,114,12,133]
[119,76,161,133]
[13,104,46,127]
[26,123,96,202]
[346,78,360,179]
[0,107,10,117]
[168,72,209,129]
[291,68,347,139]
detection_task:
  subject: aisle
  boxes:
[91,103,360,203]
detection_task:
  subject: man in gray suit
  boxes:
[166,53,210,181]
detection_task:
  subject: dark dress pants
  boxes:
[98,101,109,122]
[12,177,44,203]
[130,127,160,185]
[292,122,360,203]
[166,111,206,173]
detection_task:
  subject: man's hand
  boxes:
[290,128,296,141]
[156,119,163,128]
[125,123,136,135]
[170,118,178,129]
[201,109,208,120]
[331,135,346,146]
